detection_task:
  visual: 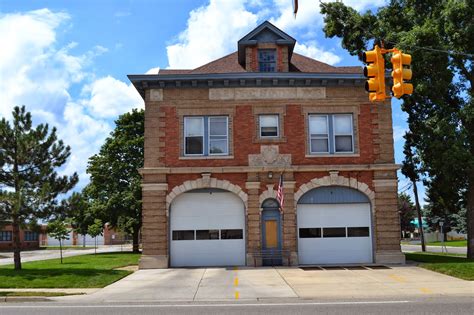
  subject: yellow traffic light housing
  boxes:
[363,45,387,102]
[391,49,413,98]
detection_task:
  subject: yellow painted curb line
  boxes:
[419,287,433,294]
[389,274,406,283]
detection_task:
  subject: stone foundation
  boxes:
[139,255,169,269]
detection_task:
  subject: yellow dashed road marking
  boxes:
[234,277,239,287]
[235,291,240,299]
[420,287,433,294]
[389,274,407,283]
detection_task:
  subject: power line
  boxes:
[384,40,474,58]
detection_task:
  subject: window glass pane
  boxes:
[196,230,219,240]
[172,230,194,241]
[209,117,227,136]
[220,229,243,239]
[258,49,276,72]
[309,115,328,135]
[299,228,321,238]
[185,117,203,136]
[185,137,203,154]
[311,139,329,153]
[347,227,370,237]
[261,127,278,137]
[0,231,12,241]
[335,135,353,152]
[209,139,227,154]
[323,227,346,238]
[260,115,278,128]
[260,115,279,137]
[24,231,39,241]
[259,50,276,62]
[334,115,352,134]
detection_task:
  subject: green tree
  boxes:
[65,191,95,247]
[0,106,78,270]
[87,109,144,253]
[398,192,416,238]
[319,0,474,258]
[87,218,103,255]
[47,219,70,264]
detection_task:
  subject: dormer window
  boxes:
[258,49,276,72]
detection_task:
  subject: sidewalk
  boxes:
[51,266,474,303]
[0,245,132,265]
[401,244,467,255]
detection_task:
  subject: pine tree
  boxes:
[0,106,78,269]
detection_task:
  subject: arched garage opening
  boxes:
[297,186,373,265]
[169,188,245,267]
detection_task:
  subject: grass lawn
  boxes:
[426,240,467,247]
[406,252,474,281]
[0,252,140,288]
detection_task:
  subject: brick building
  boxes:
[129,21,404,268]
[0,224,41,251]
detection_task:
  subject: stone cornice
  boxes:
[128,72,364,99]
[139,164,400,175]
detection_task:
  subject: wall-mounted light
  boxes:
[267,171,273,179]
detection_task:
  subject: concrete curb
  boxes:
[1,296,51,303]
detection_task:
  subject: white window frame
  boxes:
[332,114,354,154]
[259,114,279,138]
[184,116,205,156]
[309,114,330,154]
[208,116,229,156]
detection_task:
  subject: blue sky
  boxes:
[0,0,420,202]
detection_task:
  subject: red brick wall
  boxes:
[0,225,40,251]
[159,103,378,168]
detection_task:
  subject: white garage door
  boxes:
[47,231,74,246]
[170,191,245,267]
[297,203,373,265]
[77,234,105,246]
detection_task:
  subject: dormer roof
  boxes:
[237,21,296,67]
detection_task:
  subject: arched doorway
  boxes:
[261,198,282,266]
[297,186,373,265]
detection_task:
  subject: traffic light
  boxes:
[363,45,386,102]
[391,50,413,98]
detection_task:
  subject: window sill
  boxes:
[253,136,287,144]
[305,153,360,158]
[179,155,234,160]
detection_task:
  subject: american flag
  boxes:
[276,174,284,211]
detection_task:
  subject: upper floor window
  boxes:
[184,116,229,156]
[24,231,38,241]
[258,49,276,72]
[259,114,279,138]
[0,231,12,242]
[309,114,354,154]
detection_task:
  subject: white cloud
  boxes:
[0,9,143,190]
[81,76,143,118]
[165,0,350,69]
[294,42,341,65]
[270,0,323,35]
[166,0,258,69]
[145,67,160,74]
[342,0,387,12]
[393,125,408,142]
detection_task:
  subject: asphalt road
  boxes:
[0,297,473,315]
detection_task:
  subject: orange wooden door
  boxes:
[265,220,278,249]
